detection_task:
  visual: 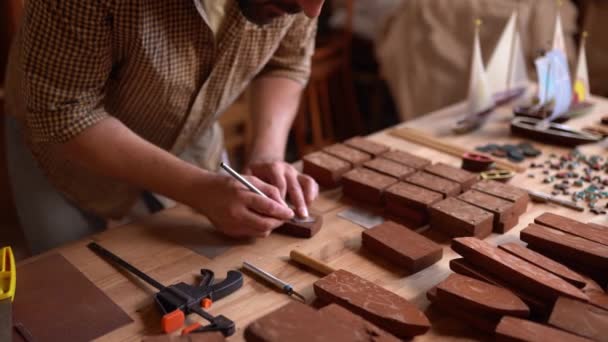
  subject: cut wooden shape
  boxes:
[449,258,549,315]
[344,137,390,156]
[588,222,607,230]
[549,296,608,341]
[587,290,608,311]
[436,273,530,318]
[313,269,430,338]
[520,223,608,272]
[535,212,608,246]
[495,316,593,342]
[362,221,442,273]
[459,190,517,233]
[451,237,588,302]
[427,287,499,334]
[323,143,372,167]
[302,151,351,188]
[424,163,479,191]
[429,198,494,238]
[499,242,586,288]
[244,301,364,342]
[363,158,416,180]
[318,304,400,342]
[274,215,323,238]
[471,180,529,216]
[381,150,431,170]
[342,168,398,205]
[405,172,461,198]
[384,182,443,227]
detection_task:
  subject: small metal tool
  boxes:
[0,246,16,342]
[242,261,306,302]
[528,190,585,212]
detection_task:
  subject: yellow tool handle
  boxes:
[289,250,336,276]
[0,247,16,301]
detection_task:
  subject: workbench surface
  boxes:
[25,96,608,341]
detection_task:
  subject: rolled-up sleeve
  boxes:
[20,0,113,143]
[258,14,317,85]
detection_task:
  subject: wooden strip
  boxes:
[495,316,593,342]
[548,296,608,341]
[390,126,526,173]
[289,250,336,276]
[535,212,608,246]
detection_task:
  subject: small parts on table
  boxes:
[475,142,542,163]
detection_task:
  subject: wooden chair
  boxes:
[293,0,364,157]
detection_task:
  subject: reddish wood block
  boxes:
[451,237,588,302]
[427,287,500,334]
[362,221,443,273]
[302,151,351,188]
[344,136,390,156]
[274,215,323,238]
[495,316,593,342]
[499,242,587,289]
[449,258,549,315]
[588,222,607,230]
[381,150,431,170]
[318,304,400,342]
[458,190,518,233]
[244,301,361,342]
[363,158,415,180]
[424,163,479,191]
[323,143,372,167]
[472,180,529,216]
[342,168,398,205]
[436,273,529,318]
[429,198,494,238]
[384,182,443,227]
[405,172,461,198]
[535,212,608,246]
[587,290,608,311]
[548,296,608,341]
[520,223,608,273]
[144,333,225,342]
[313,269,430,338]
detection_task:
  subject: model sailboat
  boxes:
[487,12,529,105]
[453,20,496,134]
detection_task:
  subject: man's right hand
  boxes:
[194,174,295,238]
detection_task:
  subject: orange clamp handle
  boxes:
[161,309,185,333]
[181,322,202,336]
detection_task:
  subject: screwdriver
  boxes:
[242,261,306,302]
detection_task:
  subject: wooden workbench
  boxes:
[29,97,608,341]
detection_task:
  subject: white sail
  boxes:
[487,12,528,94]
[552,14,566,55]
[547,50,573,121]
[468,24,495,114]
[573,34,590,102]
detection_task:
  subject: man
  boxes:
[4,0,325,253]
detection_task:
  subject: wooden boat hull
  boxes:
[452,106,495,134]
[513,102,594,122]
[493,87,526,106]
[510,117,603,147]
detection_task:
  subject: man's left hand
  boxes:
[244,161,319,218]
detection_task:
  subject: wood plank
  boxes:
[535,212,608,246]
[548,296,608,342]
[495,316,593,342]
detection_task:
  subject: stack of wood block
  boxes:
[302,136,529,238]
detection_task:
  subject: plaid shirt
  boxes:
[4,0,317,218]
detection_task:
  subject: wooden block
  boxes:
[405,172,461,198]
[499,242,587,289]
[424,163,479,191]
[449,258,549,315]
[323,143,372,167]
[362,221,443,273]
[381,150,431,170]
[548,296,608,342]
[313,269,430,338]
[384,182,442,227]
[342,168,398,205]
[495,316,593,342]
[427,287,499,334]
[302,151,351,188]
[429,198,494,238]
[244,301,362,342]
[587,290,608,311]
[274,215,323,238]
[471,180,529,216]
[436,273,529,318]
[458,190,518,233]
[520,223,608,273]
[363,158,415,180]
[143,334,225,342]
[451,237,588,303]
[535,212,608,246]
[588,222,607,230]
[344,136,390,156]
[318,304,400,342]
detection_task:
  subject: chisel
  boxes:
[242,261,306,302]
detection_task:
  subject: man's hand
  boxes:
[244,161,319,218]
[195,173,295,238]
